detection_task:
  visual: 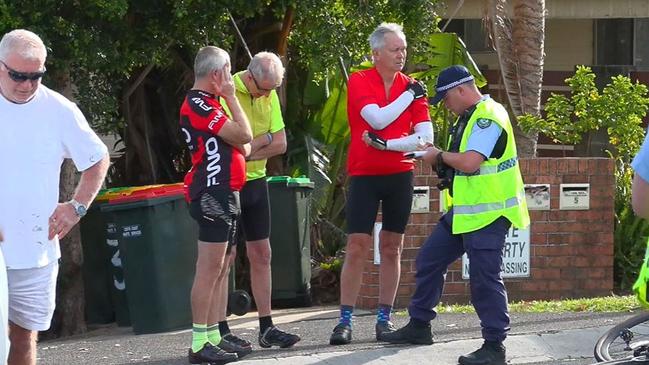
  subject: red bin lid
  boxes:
[107,183,184,204]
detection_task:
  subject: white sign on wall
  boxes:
[462,225,530,279]
[373,222,382,265]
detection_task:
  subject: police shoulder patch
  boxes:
[476,118,493,129]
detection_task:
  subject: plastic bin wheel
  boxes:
[228,290,251,316]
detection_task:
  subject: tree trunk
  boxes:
[488,0,521,114]
[487,0,545,157]
[56,160,87,337]
[512,0,545,157]
[122,67,158,185]
[40,72,87,339]
[266,5,295,177]
[42,160,87,339]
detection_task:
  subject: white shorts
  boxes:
[7,261,58,331]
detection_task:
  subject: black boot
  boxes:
[378,319,433,345]
[458,340,506,365]
[375,321,396,341]
[188,343,238,364]
[329,323,352,345]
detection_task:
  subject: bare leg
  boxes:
[212,247,236,325]
[246,239,272,317]
[191,241,228,326]
[339,233,372,306]
[8,322,37,365]
[378,230,404,306]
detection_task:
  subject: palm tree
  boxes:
[486,0,545,157]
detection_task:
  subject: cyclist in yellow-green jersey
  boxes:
[217,52,300,354]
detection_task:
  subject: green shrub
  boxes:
[518,66,649,290]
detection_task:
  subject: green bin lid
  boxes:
[266,176,290,184]
[267,176,314,188]
[287,177,314,188]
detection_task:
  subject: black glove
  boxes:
[366,132,387,150]
[435,151,445,174]
[406,81,427,99]
[435,152,453,191]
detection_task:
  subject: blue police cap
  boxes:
[429,65,475,105]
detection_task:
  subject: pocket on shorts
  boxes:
[197,190,240,223]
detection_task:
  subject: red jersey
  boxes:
[180,90,246,200]
[346,67,430,176]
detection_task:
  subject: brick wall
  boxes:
[357,158,615,309]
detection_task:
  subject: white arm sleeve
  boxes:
[360,91,414,130]
[386,122,434,152]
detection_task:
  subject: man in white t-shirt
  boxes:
[0,29,110,365]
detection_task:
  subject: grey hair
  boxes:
[0,29,47,62]
[248,51,285,86]
[194,46,230,79]
[369,22,406,51]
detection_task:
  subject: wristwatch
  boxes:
[69,199,88,218]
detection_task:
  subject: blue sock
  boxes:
[377,303,392,324]
[339,305,353,327]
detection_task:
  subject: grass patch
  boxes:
[395,295,640,315]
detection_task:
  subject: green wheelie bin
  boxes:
[80,187,138,326]
[100,184,198,334]
[267,176,314,307]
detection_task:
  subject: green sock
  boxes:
[207,323,222,345]
[191,323,208,353]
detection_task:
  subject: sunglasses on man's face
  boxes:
[0,61,45,83]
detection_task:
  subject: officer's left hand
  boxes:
[48,203,81,240]
[422,146,441,165]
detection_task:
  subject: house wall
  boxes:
[442,0,649,19]
[470,19,594,72]
[357,158,615,309]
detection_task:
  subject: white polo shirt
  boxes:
[0,85,108,270]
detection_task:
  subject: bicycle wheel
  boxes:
[595,312,649,361]
[596,357,649,364]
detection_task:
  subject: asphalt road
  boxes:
[36,308,638,364]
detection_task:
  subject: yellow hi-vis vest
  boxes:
[448,98,530,234]
[633,237,649,308]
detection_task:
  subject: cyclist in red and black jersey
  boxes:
[180,88,247,198]
[179,46,252,365]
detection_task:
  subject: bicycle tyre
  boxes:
[595,311,649,361]
[595,357,649,364]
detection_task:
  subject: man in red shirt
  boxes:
[329,23,433,345]
[179,46,252,364]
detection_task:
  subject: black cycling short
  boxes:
[346,171,414,234]
[189,188,241,245]
[239,178,271,241]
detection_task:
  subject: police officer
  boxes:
[631,125,649,304]
[381,65,530,365]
